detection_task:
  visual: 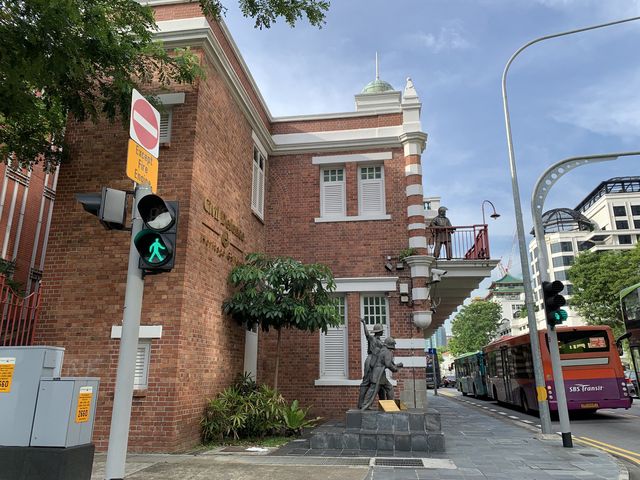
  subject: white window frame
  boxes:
[360,293,390,375]
[319,295,348,379]
[134,340,152,390]
[156,92,185,145]
[358,165,386,216]
[251,144,266,219]
[320,167,346,218]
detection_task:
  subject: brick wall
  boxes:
[0,164,52,291]
[36,45,266,451]
[260,140,423,418]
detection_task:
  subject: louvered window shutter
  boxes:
[320,297,347,378]
[257,164,265,215]
[359,166,385,215]
[159,110,172,144]
[321,328,347,378]
[134,342,150,389]
[251,161,259,211]
[321,169,345,217]
[251,147,266,218]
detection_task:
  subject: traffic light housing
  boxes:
[134,195,178,273]
[542,280,568,327]
[76,187,127,230]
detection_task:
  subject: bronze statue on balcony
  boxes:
[429,206,453,260]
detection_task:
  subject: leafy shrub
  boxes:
[282,400,321,435]
[201,373,319,443]
[398,248,418,261]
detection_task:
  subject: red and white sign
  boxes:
[129,89,160,158]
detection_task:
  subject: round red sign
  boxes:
[132,99,159,152]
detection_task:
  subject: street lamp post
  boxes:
[501,15,640,440]
[531,152,640,449]
[482,200,501,225]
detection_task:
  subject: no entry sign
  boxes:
[129,89,160,158]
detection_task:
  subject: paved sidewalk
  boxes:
[91,392,627,479]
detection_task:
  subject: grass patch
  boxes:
[202,435,293,449]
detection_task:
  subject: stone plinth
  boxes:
[308,409,444,453]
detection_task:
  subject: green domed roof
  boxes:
[361,78,394,94]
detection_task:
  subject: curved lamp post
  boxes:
[502,15,640,442]
[531,151,640,448]
[482,200,501,224]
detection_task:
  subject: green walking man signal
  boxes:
[134,194,179,273]
[148,237,167,263]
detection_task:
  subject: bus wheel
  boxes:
[521,391,530,415]
[462,390,468,396]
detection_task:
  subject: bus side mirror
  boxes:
[616,332,631,356]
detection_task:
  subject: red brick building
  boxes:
[0,163,58,296]
[35,3,497,452]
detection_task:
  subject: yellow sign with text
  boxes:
[0,358,16,393]
[378,400,400,412]
[75,386,93,423]
[127,139,158,193]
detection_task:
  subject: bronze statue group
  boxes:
[357,319,403,410]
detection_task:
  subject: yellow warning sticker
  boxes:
[75,386,93,423]
[0,358,16,393]
[536,386,548,401]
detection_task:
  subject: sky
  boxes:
[220,0,640,324]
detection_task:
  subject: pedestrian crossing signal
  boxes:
[134,195,178,273]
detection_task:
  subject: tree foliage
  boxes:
[222,253,341,389]
[447,300,502,357]
[568,244,640,330]
[199,0,330,29]
[223,253,341,333]
[0,0,329,171]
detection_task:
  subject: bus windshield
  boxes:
[552,330,610,354]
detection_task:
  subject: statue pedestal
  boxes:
[309,409,444,453]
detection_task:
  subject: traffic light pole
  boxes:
[104,184,151,480]
[531,153,639,448]
[502,15,640,439]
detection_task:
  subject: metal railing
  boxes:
[0,276,42,346]
[427,224,491,260]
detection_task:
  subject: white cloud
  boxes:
[410,24,472,53]
[551,71,640,138]
[531,0,640,16]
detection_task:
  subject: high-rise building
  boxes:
[485,274,525,337]
[528,177,640,330]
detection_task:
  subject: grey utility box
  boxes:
[0,346,64,447]
[31,378,100,448]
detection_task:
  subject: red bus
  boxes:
[484,326,632,413]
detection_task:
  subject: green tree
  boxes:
[222,253,341,390]
[0,0,329,171]
[447,300,502,356]
[568,244,640,333]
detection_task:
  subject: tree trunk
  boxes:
[274,328,281,391]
